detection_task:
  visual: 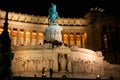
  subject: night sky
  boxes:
[0,0,119,18]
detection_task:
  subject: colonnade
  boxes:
[62,32,87,47]
[0,27,87,48]
[9,28,44,46]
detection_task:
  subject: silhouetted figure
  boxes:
[39,43,41,45]
[34,74,36,77]
[34,74,37,80]
[42,67,46,77]
[18,75,21,80]
[62,75,67,78]
[109,76,114,80]
[49,68,53,77]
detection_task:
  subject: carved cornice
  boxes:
[0,10,93,26]
[0,19,47,31]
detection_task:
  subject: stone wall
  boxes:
[11,45,105,78]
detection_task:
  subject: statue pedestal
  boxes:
[44,23,63,42]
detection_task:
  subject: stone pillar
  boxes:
[23,29,26,45]
[30,30,32,45]
[16,29,19,46]
[74,32,76,45]
[68,33,70,46]
[62,32,64,43]
[88,26,94,49]
[80,33,82,48]
[36,30,39,45]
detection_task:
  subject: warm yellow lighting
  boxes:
[26,32,30,34]
[0,29,3,34]
[12,31,17,36]
[19,31,24,33]
[64,34,67,36]
[39,33,43,35]
[19,33,24,38]
[32,33,37,39]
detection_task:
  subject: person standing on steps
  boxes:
[49,68,53,77]
[42,67,46,77]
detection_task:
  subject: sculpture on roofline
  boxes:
[48,3,59,24]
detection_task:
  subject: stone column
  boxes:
[36,30,39,45]
[23,29,26,45]
[68,33,70,47]
[30,30,32,45]
[80,33,82,48]
[89,25,96,49]
[86,29,91,49]
[62,32,64,43]
[74,32,76,46]
[16,28,19,46]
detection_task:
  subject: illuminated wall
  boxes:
[63,33,68,45]
[0,26,87,48]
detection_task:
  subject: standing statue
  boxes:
[59,54,67,71]
[48,3,59,24]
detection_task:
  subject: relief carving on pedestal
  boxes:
[71,58,103,74]
[12,56,54,73]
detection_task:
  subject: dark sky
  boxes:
[0,0,119,18]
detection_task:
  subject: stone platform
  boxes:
[13,76,109,80]
[12,45,120,80]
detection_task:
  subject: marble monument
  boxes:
[11,3,120,79]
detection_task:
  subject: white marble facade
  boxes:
[1,9,118,79]
[11,22,105,78]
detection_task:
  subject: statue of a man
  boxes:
[59,54,67,71]
[48,3,59,24]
